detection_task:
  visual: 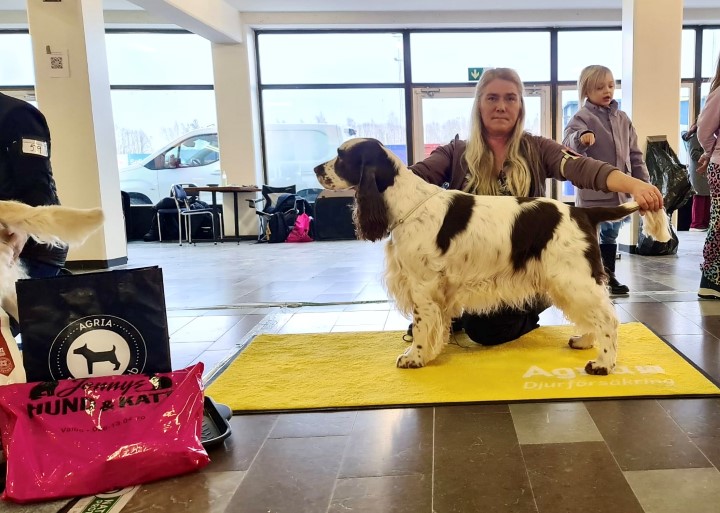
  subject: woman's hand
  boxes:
[606,170,664,212]
[630,181,664,212]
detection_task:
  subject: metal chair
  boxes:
[246,185,297,242]
[157,184,223,245]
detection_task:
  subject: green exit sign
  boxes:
[468,67,484,81]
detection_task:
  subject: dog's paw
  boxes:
[396,348,425,368]
[569,334,594,349]
[585,360,610,375]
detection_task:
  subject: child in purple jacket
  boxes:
[563,65,651,295]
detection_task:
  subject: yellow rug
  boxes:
[206,322,720,412]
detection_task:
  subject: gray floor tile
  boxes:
[510,402,603,444]
[524,442,644,513]
[624,468,720,513]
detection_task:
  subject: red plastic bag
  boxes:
[286,212,313,243]
[0,363,209,503]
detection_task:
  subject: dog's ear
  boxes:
[353,159,389,242]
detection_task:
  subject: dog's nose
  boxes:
[313,164,324,176]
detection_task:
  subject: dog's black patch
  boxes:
[569,207,606,285]
[436,193,474,254]
[338,139,398,192]
[510,200,561,270]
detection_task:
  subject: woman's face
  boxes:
[479,79,522,138]
[587,72,615,107]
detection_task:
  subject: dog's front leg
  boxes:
[397,302,447,368]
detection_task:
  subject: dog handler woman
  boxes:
[408,67,663,345]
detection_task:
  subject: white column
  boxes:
[211,34,264,237]
[26,0,126,267]
[620,0,683,250]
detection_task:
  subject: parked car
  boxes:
[119,124,355,205]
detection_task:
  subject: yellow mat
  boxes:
[206,322,720,412]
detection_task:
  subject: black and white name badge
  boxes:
[21,138,49,157]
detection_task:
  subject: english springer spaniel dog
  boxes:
[0,201,104,321]
[314,138,671,375]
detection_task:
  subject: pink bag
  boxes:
[286,212,313,243]
[0,363,209,503]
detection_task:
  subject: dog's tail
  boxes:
[582,202,671,243]
[0,200,104,246]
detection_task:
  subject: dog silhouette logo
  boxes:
[72,343,122,375]
[48,315,147,380]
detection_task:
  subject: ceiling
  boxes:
[1,0,718,13]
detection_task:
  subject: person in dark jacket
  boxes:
[407,68,664,346]
[0,92,67,278]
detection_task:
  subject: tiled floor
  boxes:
[9,230,720,512]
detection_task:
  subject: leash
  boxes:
[388,188,443,233]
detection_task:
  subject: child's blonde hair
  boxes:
[578,65,615,101]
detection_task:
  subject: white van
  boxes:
[119,124,354,205]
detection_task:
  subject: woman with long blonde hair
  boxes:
[408,67,664,345]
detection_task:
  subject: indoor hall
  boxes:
[100,231,720,513]
[1,0,720,512]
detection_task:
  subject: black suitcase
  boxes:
[313,193,357,241]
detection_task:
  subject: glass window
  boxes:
[419,91,544,159]
[559,29,694,82]
[558,30,622,82]
[410,32,550,83]
[0,34,35,85]
[146,133,219,170]
[258,33,405,84]
[681,29,695,79]
[702,29,720,78]
[111,90,217,170]
[701,82,710,110]
[105,33,213,85]
[678,84,692,164]
[261,88,405,189]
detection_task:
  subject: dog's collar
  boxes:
[388,188,443,233]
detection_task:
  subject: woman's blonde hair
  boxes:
[464,67,533,196]
[578,65,614,101]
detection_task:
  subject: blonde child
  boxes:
[563,65,651,295]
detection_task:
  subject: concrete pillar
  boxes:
[26,0,126,267]
[211,35,264,237]
[620,0,683,250]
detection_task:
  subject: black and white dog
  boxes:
[314,138,671,375]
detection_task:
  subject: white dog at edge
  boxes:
[313,138,671,375]
[0,200,104,322]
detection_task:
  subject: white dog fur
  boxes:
[0,201,104,321]
[314,138,671,375]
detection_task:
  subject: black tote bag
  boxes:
[17,266,171,382]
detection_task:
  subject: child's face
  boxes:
[587,72,615,107]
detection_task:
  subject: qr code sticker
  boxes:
[50,56,63,70]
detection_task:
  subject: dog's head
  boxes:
[313,138,401,241]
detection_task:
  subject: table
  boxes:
[184,185,261,241]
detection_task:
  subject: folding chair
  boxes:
[157,184,223,245]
